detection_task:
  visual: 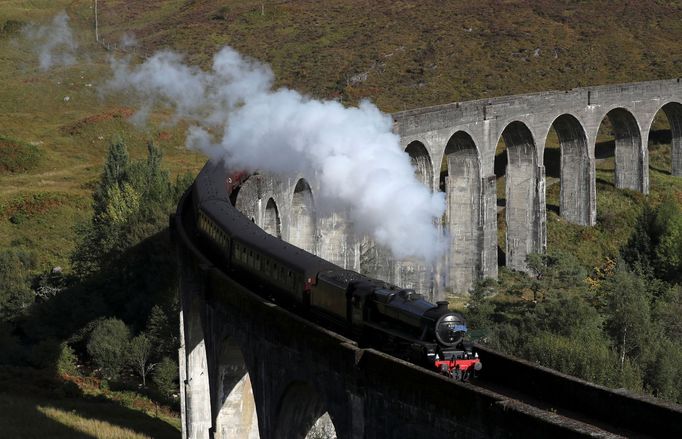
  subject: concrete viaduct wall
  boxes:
[233,79,682,299]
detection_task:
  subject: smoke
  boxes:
[108,47,446,263]
[23,11,78,71]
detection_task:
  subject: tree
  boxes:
[56,342,79,376]
[128,333,156,386]
[601,265,652,370]
[145,305,176,358]
[72,140,130,277]
[0,249,37,320]
[622,204,658,275]
[466,278,496,330]
[622,197,682,282]
[153,356,178,397]
[72,140,189,280]
[94,138,129,218]
[526,251,587,293]
[87,318,130,379]
[655,213,682,282]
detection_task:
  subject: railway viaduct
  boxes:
[233,79,682,298]
[176,179,682,439]
[176,79,682,439]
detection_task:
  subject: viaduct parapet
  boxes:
[232,79,682,299]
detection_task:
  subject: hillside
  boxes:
[95,0,682,111]
[1,0,680,271]
[1,0,682,429]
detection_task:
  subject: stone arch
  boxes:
[184,294,211,439]
[264,198,282,238]
[597,108,644,192]
[290,179,316,253]
[213,338,259,439]
[496,121,543,271]
[405,140,434,191]
[273,381,338,439]
[649,102,682,177]
[546,114,591,225]
[440,131,481,295]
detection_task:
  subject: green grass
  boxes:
[0,1,205,272]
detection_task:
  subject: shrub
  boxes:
[0,136,40,173]
[153,357,178,397]
[86,318,130,380]
[0,323,26,366]
[56,343,79,376]
[28,338,61,370]
[0,249,37,319]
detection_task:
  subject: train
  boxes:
[187,161,481,381]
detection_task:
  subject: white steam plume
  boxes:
[108,47,446,263]
[23,11,78,71]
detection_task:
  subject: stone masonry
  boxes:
[233,79,682,299]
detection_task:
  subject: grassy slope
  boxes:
[1,0,679,271]
[94,0,682,111]
[0,0,204,270]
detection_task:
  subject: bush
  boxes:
[86,318,130,380]
[153,357,178,397]
[519,330,636,388]
[0,249,38,319]
[56,343,79,376]
[28,338,61,370]
[0,322,26,366]
[0,135,40,173]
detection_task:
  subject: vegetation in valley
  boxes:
[0,139,188,436]
[464,147,682,403]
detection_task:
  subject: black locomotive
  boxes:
[187,161,481,380]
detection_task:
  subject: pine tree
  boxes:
[94,139,129,220]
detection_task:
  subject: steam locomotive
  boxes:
[189,161,481,380]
